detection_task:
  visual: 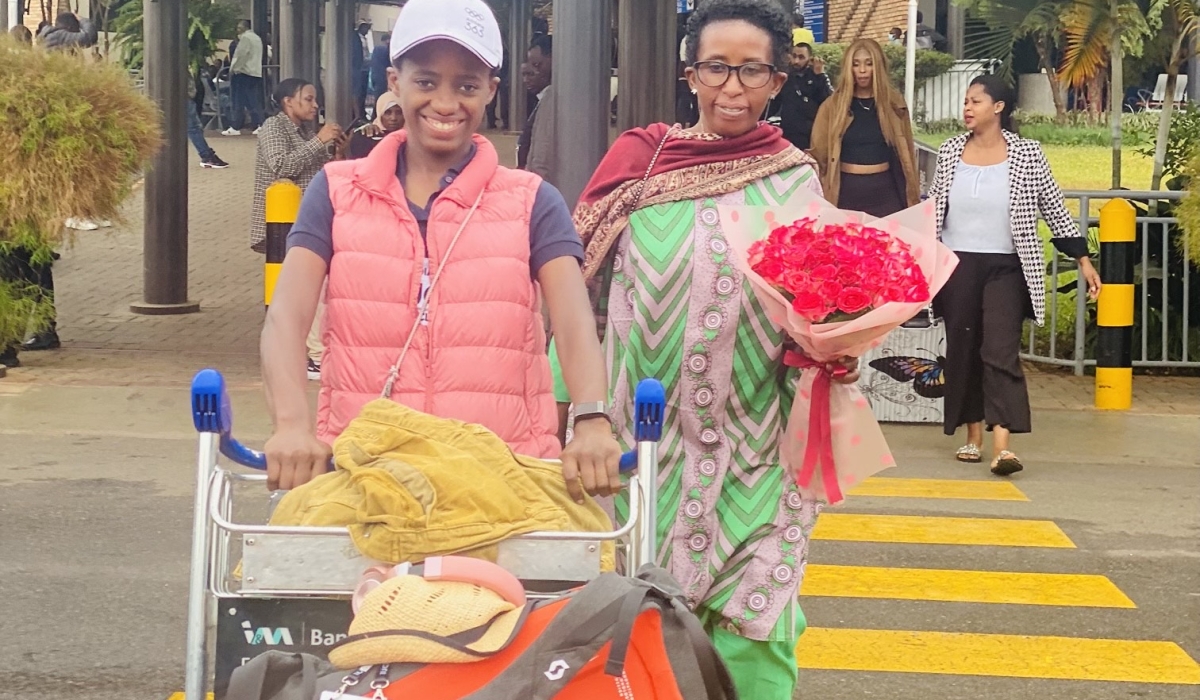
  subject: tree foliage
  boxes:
[111,0,242,71]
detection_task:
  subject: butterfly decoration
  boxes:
[868,355,945,399]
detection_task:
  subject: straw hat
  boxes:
[329,575,529,668]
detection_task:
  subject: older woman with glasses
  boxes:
[550,0,859,696]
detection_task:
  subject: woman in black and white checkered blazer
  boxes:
[928,75,1102,477]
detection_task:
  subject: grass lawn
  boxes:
[916,132,1156,193]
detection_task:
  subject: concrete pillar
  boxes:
[947,2,965,59]
[617,0,676,132]
[551,0,613,206]
[132,0,198,315]
[1,1,9,32]
[507,0,532,133]
[279,0,303,80]
[325,0,355,126]
[279,0,318,85]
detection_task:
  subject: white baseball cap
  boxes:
[389,0,504,70]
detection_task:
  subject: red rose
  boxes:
[810,264,838,281]
[783,270,811,294]
[821,280,844,300]
[837,288,873,315]
[753,258,785,282]
[791,291,827,321]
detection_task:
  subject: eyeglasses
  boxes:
[692,61,777,89]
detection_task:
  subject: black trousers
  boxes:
[934,252,1032,436]
[0,247,56,352]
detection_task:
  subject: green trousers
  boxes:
[704,607,804,700]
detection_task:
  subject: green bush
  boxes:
[812,44,956,92]
[1179,153,1200,267]
[0,38,160,350]
[1135,104,1200,183]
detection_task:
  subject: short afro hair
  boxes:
[684,0,791,69]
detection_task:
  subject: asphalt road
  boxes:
[1,382,1197,700]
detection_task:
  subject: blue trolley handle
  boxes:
[192,370,666,472]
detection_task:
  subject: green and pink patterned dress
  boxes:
[601,164,825,643]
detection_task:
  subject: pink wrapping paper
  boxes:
[718,193,958,505]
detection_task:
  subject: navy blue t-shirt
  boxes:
[287,144,583,278]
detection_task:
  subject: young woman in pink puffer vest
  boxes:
[260,0,621,502]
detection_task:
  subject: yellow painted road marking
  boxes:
[166,694,213,700]
[813,513,1076,548]
[796,628,1200,684]
[801,564,1135,608]
[848,477,1029,501]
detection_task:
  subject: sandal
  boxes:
[991,451,1024,476]
[955,444,982,463]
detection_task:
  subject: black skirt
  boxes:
[837,170,906,218]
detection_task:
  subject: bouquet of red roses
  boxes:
[748,218,931,324]
[720,192,957,505]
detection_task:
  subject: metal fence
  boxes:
[1027,190,1193,374]
[914,142,1196,374]
[914,59,1001,124]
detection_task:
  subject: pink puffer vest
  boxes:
[316,131,560,458]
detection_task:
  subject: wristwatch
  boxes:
[573,401,611,424]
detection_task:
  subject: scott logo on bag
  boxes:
[544,659,570,681]
[242,620,294,646]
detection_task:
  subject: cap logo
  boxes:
[464,6,487,38]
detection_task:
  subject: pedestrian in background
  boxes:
[929,75,1101,475]
[523,34,557,185]
[9,25,33,44]
[250,78,345,379]
[37,11,97,52]
[810,38,919,217]
[369,31,391,101]
[187,69,229,169]
[769,41,831,150]
[224,21,265,136]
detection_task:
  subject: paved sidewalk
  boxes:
[3,131,1198,414]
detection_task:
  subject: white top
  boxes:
[231,30,263,78]
[940,160,1016,255]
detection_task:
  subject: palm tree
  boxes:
[959,0,1072,120]
[1149,0,1198,191]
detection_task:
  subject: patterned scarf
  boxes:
[572,122,814,335]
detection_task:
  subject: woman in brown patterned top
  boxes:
[249,78,346,254]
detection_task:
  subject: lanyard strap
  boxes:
[380,188,486,400]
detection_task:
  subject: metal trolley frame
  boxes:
[183,369,665,700]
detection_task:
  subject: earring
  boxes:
[691,89,698,95]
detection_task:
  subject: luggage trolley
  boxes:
[183,369,666,700]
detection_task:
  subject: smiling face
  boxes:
[850,48,874,93]
[393,40,498,158]
[283,84,320,123]
[685,19,785,139]
[963,83,1001,133]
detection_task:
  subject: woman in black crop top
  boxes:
[810,39,920,217]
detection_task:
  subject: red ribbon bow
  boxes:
[783,350,846,504]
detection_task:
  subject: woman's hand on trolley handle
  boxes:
[264,425,332,491]
[1078,256,1102,300]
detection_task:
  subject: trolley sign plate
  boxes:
[241,533,375,592]
[215,598,353,699]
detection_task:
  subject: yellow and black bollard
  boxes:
[263,180,302,309]
[1095,198,1136,410]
